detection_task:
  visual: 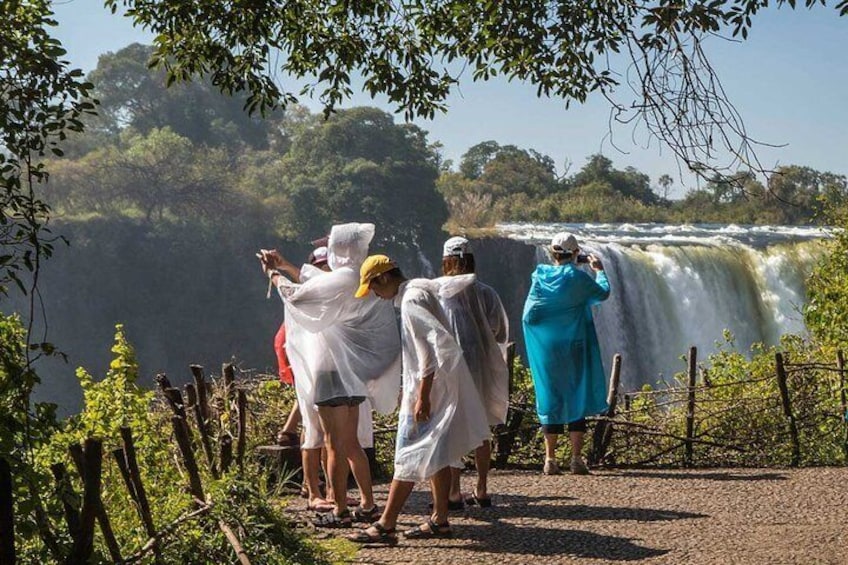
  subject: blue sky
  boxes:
[51,2,847,197]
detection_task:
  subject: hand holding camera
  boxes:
[256,249,285,274]
[589,254,604,271]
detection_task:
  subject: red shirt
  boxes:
[274,324,295,385]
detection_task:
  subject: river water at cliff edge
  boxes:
[496,223,830,391]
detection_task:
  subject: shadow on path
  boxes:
[605,470,788,481]
[459,492,708,523]
[371,491,701,561]
[458,522,670,561]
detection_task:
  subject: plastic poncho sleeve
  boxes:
[586,270,611,305]
[280,269,352,333]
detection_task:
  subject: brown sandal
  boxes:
[403,518,453,539]
[349,522,398,545]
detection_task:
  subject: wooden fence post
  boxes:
[590,353,622,466]
[220,434,234,474]
[50,462,81,545]
[494,343,519,469]
[69,443,122,562]
[172,409,250,564]
[775,352,801,466]
[68,438,102,565]
[117,428,159,547]
[186,383,217,477]
[623,394,632,454]
[236,389,247,475]
[223,363,235,402]
[156,374,187,420]
[838,350,847,461]
[0,456,15,565]
[685,346,698,467]
[171,417,206,501]
[190,365,211,423]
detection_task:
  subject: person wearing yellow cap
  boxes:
[349,255,490,545]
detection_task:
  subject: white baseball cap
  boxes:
[550,232,579,253]
[443,236,472,258]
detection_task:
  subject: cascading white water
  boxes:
[500,223,829,390]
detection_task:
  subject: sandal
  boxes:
[352,505,381,523]
[404,518,453,539]
[465,492,493,508]
[349,522,398,545]
[312,509,352,528]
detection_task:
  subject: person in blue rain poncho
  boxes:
[522,232,610,476]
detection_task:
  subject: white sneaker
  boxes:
[569,456,590,475]
[543,458,562,475]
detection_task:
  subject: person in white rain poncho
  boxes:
[261,245,376,513]
[260,223,401,528]
[439,236,509,509]
[265,246,330,510]
[349,255,490,545]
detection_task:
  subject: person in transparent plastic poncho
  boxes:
[349,255,490,545]
[439,236,509,509]
[261,245,375,513]
[260,223,401,528]
[522,232,610,477]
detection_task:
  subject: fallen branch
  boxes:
[122,504,213,564]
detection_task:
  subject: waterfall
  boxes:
[499,223,828,390]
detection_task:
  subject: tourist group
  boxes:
[257,222,609,545]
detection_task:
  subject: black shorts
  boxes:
[314,370,365,407]
[540,419,587,434]
[315,395,366,407]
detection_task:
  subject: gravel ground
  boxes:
[322,467,848,564]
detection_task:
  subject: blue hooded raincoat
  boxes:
[522,263,611,426]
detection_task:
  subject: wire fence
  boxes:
[492,347,848,469]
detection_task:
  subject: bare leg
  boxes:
[375,479,415,530]
[474,440,491,499]
[429,466,452,526]
[569,431,584,458]
[344,404,375,509]
[317,405,351,515]
[544,433,559,460]
[449,467,463,503]
[320,447,335,502]
[302,447,326,505]
[282,401,302,435]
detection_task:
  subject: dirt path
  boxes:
[335,467,848,564]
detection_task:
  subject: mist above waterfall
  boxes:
[499,223,829,390]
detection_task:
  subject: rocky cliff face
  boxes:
[468,236,537,359]
[16,219,534,413]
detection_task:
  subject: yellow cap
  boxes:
[355,254,397,298]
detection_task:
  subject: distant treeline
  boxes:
[44,43,847,245]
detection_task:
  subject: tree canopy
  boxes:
[84,43,280,150]
[107,0,847,178]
